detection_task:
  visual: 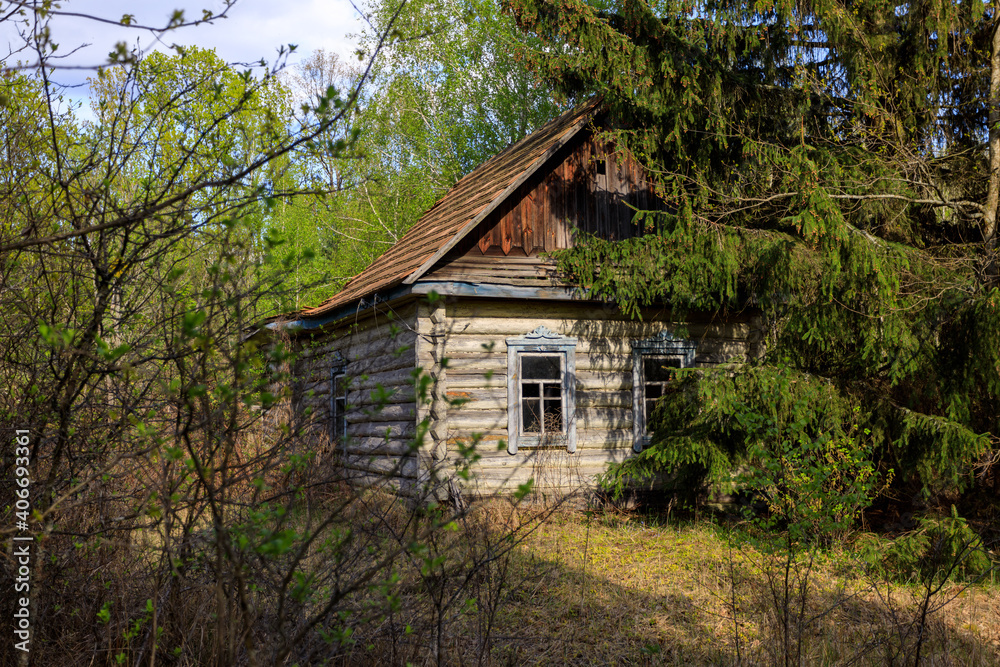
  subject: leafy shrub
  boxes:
[857,506,993,582]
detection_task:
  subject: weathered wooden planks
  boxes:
[293,302,421,489]
[292,293,759,496]
[422,130,665,286]
[421,299,757,493]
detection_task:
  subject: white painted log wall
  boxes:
[435,299,760,495]
[294,302,420,491]
[291,297,760,497]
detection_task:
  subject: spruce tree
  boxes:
[507,0,1000,506]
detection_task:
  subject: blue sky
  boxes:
[1,0,366,109]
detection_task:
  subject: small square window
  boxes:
[632,333,697,452]
[520,353,564,436]
[506,327,577,454]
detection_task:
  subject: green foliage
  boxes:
[514,0,1000,503]
[605,367,891,538]
[858,507,994,582]
[360,0,566,177]
[88,46,291,216]
[96,602,112,625]
[736,407,888,542]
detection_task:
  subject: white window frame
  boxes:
[506,326,577,454]
[632,332,697,453]
[330,362,347,446]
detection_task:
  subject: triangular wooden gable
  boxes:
[422,129,660,285]
[295,99,662,320]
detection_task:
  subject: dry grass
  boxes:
[450,508,1000,666]
[11,486,1000,666]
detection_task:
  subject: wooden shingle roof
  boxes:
[297,98,601,319]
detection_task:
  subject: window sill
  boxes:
[514,435,569,451]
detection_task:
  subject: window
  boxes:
[330,366,347,444]
[506,326,577,454]
[520,354,564,436]
[632,332,697,452]
[641,356,682,424]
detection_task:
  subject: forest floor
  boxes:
[350,501,1000,666]
[494,509,1000,665]
[23,484,1000,666]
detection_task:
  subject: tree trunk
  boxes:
[984,17,1000,245]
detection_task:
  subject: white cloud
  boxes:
[2,0,366,83]
[170,0,367,65]
[1,0,368,119]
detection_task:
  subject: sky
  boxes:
[1,0,367,114]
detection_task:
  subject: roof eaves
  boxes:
[273,284,417,334]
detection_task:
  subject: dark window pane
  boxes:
[645,399,658,421]
[333,397,347,440]
[522,399,541,432]
[542,400,563,432]
[522,383,540,397]
[543,383,561,398]
[332,372,347,441]
[523,355,561,380]
[644,356,680,381]
[645,384,663,399]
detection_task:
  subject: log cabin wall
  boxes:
[294,300,420,495]
[432,298,761,495]
[428,130,660,285]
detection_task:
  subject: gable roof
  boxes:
[297,98,601,320]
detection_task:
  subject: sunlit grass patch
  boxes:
[479,507,1000,666]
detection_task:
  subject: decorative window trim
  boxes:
[506,326,577,455]
[632,331,697,453]
[329,357,347,446]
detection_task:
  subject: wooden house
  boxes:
[280,99,761,498]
